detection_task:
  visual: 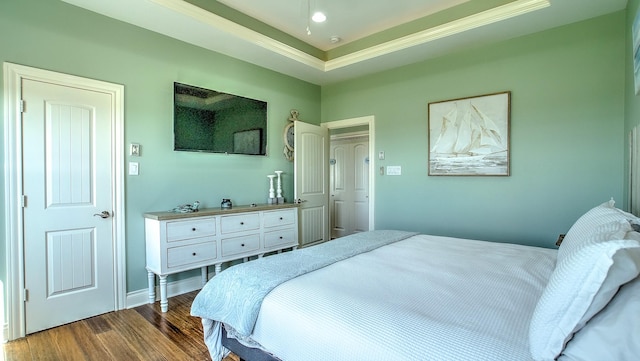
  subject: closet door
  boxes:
[22,78,116,334]
[330,136,369,239]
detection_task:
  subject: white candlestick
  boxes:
[267,175,276,199]
[275,171,283,198]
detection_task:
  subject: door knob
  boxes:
[93,211,111,219]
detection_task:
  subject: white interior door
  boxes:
[330,136,369,239]
[352,141,370,232]
[22,78,116,333]
[294,121,329,247]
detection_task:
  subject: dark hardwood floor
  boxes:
[2,291,239,361]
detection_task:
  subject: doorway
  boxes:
[322,116,375,238]
[330,131,369,239]
[3,63,126,340]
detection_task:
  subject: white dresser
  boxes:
[144,203,298,312]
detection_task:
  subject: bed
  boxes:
[191,200,640,361]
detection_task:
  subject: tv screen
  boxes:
[173,82,267,155]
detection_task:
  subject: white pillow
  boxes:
[558,200,638,263]
[558,275,640,361]
[529,234,640,361]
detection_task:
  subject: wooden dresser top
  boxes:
[144,203,298,221]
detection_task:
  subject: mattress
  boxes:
[245,234,557,361]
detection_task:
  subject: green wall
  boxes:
[0,0,634,328]
[322,12,626,248]
[0,0,320,299]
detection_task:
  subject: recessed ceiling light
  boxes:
[312,12,326,23]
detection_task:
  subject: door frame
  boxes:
[3,62,126,340]
[321,115,375,231]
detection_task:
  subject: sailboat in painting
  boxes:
[430,97,508,175]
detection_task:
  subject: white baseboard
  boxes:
[2,323,8,343]
[125,272,214,309]
[1,274,212,342]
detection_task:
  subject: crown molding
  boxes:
[325,0,550,71]
[150,0,326,71]
[150,0,551,72]
[60,0,624,84]
[152,0,549,74]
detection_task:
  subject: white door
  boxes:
[22,79,116,333]
[330,137,369,239]
[294,121,329,247]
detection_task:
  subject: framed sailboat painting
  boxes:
[428,91,510,176]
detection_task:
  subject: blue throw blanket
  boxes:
[191,230,417,339]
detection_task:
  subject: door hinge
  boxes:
[20,195,27,208]
[23,289,29,302]
[20,99,25,113]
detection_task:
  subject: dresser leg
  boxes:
[147,270,155,304]
[215,263,222,275]
[159,275,168,312]
[201,266,208,286]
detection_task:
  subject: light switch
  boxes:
[128,162,139,176]
[130,143,140,156]
[386,166,402,175]
[378,151,385,160]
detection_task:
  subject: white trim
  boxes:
[4,62,26,340]
[2,63,126,340]
[151,0,548,73]
[325,0,550,71]
[330,130,369,141]
[321,116,376,231]
[126,274,205,309]
[150,0,326,71]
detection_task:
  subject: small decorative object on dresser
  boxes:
[144,203,299,312]
[275,170,284,203]
[267,175,277,204]
[221,199,232,209]
[171,200,200,213]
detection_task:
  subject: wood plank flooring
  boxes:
[1,291,239,361]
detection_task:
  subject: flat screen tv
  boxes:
[174,82,267,155]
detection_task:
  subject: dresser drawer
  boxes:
[264,228,297,249]
[166,240,217,268]
[166,218,216,242]
[263,209,296,228]
[220,213,260,234]
[221,234,260,257]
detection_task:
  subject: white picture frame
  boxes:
[428,91,511,176]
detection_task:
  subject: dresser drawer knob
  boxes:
[240,222,244,225]
[192,252,196,256]
[279,217,283,220]
[192,228,196,231]
[279,236,283,239]
[241,243,245,247]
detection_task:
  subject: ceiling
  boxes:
[61,0,627,85]
[216,0,471,51]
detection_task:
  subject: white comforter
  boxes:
[247,234,556,361]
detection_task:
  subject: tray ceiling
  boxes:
[61,0,627,85]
